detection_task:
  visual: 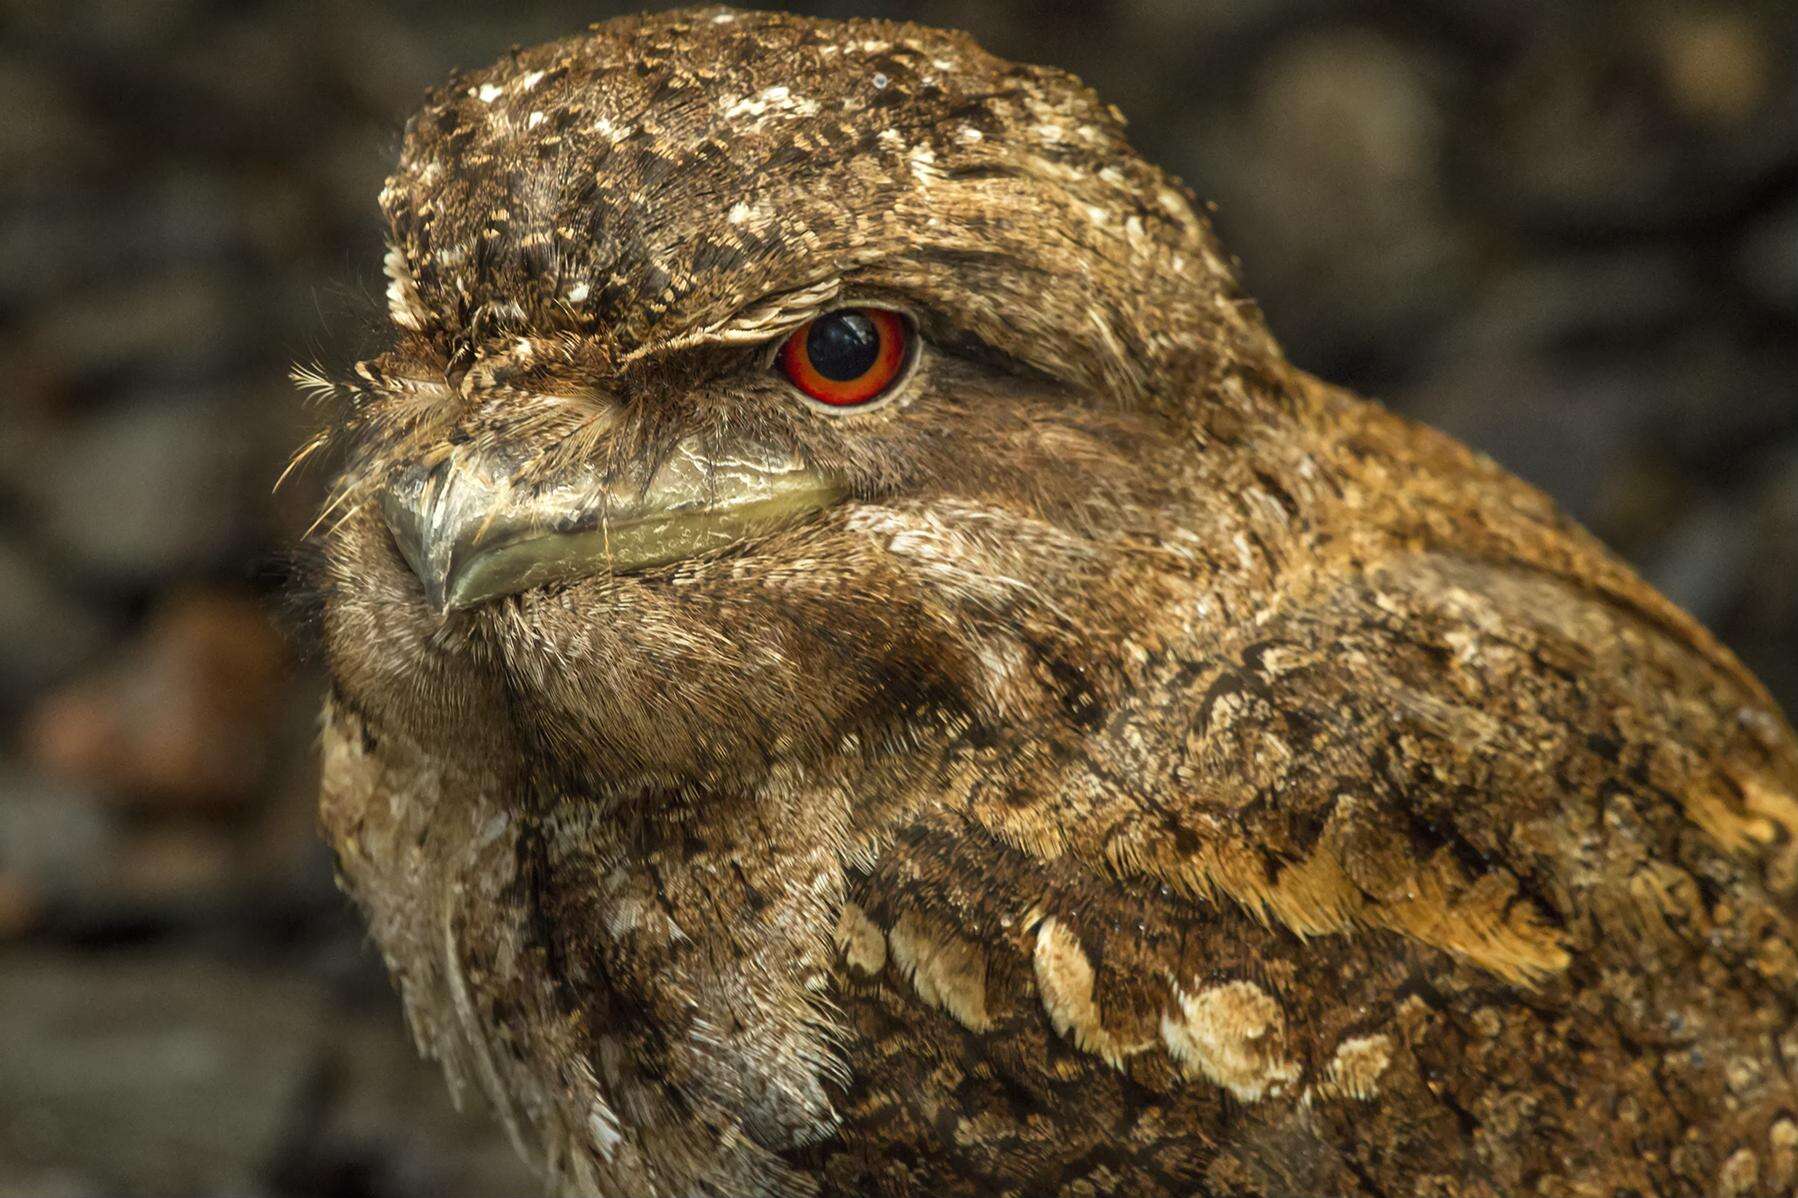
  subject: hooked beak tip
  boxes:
[382,505,451,612]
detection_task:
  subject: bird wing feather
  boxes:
[826,548,1798,1193]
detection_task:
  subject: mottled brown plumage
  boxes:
[302,8,1798,1196]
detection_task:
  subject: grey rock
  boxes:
[0,539,110,700]
[0,55,111,190]
[0,952,325,1195]
[1472,7,1797,232]
[1185,26,1474,371]
[279,1007,537,1198]
[0,175,258,309]
[16,392,266,586]
[0,948,532,1198]
[1644,498,1756,628]
[1644,331,1798,468]
[1739,446,1798,640]
[7,271,242,388]
[1399,354,1647,524]
[1429,252,1697,361]
[6,0,208,58]
[1421,252,1797,473]
[1740,197,1798,317]
[0,768,115,908]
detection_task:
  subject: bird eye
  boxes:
[776,308,911,409]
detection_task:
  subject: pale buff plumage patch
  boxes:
[834,901,887,976]
[1653,740,1798,868]
[382,243,429,331]
[888,911,993,1032]
[1768,1119,1798,1192]
[1159,979,1300,1103]
[1102,801,1572,987]
[1030,917,1154,1069]
[1685,770,1782,854]
[1311,1033,1394,1102]
[1717,1147,1759,1197]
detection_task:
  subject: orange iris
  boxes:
[777,308,909,407]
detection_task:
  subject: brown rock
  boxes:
[25,590,286,811]
[1651,8,1774,129]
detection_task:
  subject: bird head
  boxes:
[304,7,1296,798]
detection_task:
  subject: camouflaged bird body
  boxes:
[311,8,1798,1197]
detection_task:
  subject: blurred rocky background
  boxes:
[1,0,1794,1193]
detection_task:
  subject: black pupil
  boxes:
[806,311,882,382]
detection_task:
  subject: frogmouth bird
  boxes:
[301,8,1798,1196]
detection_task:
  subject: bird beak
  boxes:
[379,437,845,612]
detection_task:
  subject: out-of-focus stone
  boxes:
[1480,37,1673,231]
[273,1004,538,1198]
[1431,252,1696,360]
[15,393,263,585]
[1688,440,1798,771]
[112,825,243,909]
[0,876,41,939]
[7,0,207,58]
[0,174,257,310]
[1742,448,1798,637]
[1186,26,1472,372]
[0,768,114,936]
[1644,498,1756,628]
[25,591,286,811]
[1476,5,1796,232]
[1424,254,1797,480]
[1650,8,1775,129]
[0,952,325,1195]
[161,5,334,154]
[1644,331,1798,469]
[1587,452,1698,563]
[0,946,533,1198]
[0,537,110,703]
[0,55,111,188]
[1740,197,1798,317]
[0,1166,102,1198]
[1400,354,1649,525]
[1734,446,1798,707]
[312,0,443,117]
[8,271,240,390]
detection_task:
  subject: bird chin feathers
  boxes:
[319,480,1164,807]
